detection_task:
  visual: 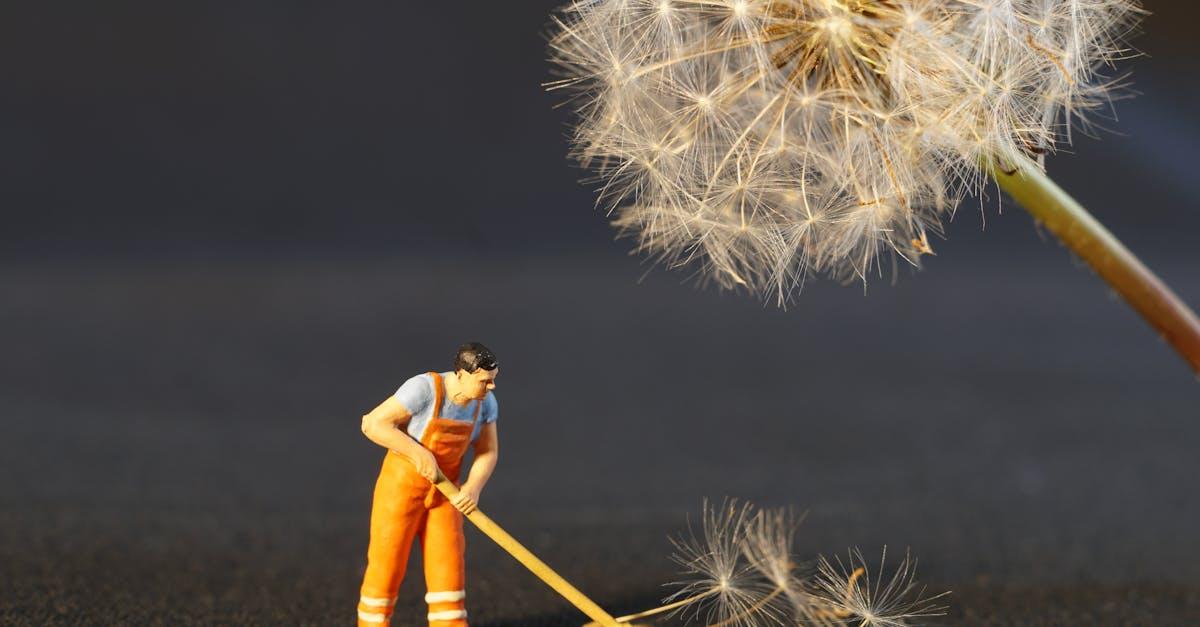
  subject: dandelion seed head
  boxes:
[741,508,796,588]
[548,0,1144,301]
[656,502,951,625]
[665,499,784,627]
[811,546,950,627]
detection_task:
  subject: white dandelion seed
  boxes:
[741,507,840,626]
[811,546,950,627]
[548,0,1145,301]
[610,503,950,626]
[665,499,785,627]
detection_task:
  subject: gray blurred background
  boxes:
[1,2,1197,625]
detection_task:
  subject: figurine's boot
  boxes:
[421,496,468,626]
[358,452,429,626]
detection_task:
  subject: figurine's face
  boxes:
[457,367,498,400]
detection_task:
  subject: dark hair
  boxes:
[453,342,498,373]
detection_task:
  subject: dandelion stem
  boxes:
[988,148,1200,375]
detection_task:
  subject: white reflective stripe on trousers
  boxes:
[424,590,466,604]
[358,609,389,623]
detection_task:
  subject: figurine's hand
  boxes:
[410,448,439,482]
[451,484,481,516]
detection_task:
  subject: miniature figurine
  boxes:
[357,342,500,626]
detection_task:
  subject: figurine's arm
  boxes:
[360,396,439,480]
[450,422,498,515]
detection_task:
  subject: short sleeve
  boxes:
[483,392,499,424]
[394,375,433,417]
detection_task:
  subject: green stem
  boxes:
[986,148,1200,375]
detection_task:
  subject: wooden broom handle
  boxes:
[432,471,620,627]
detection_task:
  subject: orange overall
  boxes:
[358,372,480,627]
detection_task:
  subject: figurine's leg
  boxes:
[419,499,468,627]
[358,467,427,626]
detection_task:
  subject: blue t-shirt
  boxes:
[394,371,498,444]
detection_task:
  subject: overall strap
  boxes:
[469,394,484,435]
[427,371,444,420]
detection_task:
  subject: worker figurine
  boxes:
[357,342,500,626]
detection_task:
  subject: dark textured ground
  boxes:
[2,244,1198,625]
